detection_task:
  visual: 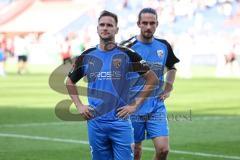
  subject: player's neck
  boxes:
[99,40,116,51]
[137,35,153,43]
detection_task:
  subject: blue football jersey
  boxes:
[68,45,149,121]
[121,37,179,114]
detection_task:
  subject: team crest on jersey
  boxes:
[113,58,122,68]
[88,60,94,66]
[157,50,164,58]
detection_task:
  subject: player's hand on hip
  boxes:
[160,82,173,101]
[117,105,137,119]
[77,105,94,120]
[159,91,170,101]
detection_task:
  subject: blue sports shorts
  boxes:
[131,106,169,143]
[87,119,134,160]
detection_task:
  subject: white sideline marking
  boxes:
[144,147,240,159]
[0,133,240,160]
[0,133,88,144]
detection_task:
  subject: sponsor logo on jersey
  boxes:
[147,62,164,71]
[90,71,121,80]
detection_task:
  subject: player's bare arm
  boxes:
[66,77,93,120]
[117,70,158,118]
[160,66,177,101]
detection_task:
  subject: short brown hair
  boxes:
[98,10,118,25]
[138,8,158,23]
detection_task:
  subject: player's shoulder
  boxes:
[76,46,96,59]
[154,37,170,46]
[81,46,97,56]
[120,36,138,48]
[74,46,96,64]
[117,44,142,61]
[117,44,137,55]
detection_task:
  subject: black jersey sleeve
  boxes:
[68,47,96,83]
[120,36,137,48]
[129,51,150,75]
[164,40,180,69]
[118,46,150,75]
[68,55,86,84]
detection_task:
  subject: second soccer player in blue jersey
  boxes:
[121,8,180,160]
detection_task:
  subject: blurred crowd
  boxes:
[0,32,86,76]
[0,0,240,77]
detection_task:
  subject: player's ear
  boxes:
[137,21,141,28]
[116,27,119,34]
[156,21,159,27]
[97,26,100,34]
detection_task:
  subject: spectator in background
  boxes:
[14,35,29,75]
[122,0,129,8]
[225,46,236,64]
[0,34,7,76]
[225,42,240,77]
[68,32,85,58]
[0,42,6,76]
[60,36,72,64]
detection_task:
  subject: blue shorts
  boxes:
[87,119,134,160]
[131,106,169,143]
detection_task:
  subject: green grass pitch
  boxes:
[0,73,240,160]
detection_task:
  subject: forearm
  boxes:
[66,77,83,109]
[164,69,176,92]
[133,70,158,107]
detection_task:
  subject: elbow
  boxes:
[66,77,74,89]
[66,77,71,85]
[65,77,77,96]
[152,71,159,86]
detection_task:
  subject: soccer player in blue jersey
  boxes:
[121,8,180,160]
[66,10,158,160]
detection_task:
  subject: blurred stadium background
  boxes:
[0,0,239,77]
[0,0,240,160]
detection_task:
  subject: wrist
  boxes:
[130,100,140,109]
[76,103,84,109]
[164,82,173,92]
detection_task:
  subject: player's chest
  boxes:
[133,45,167,64]
[86,54,128,81]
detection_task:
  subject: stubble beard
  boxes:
[142,31,154,40]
